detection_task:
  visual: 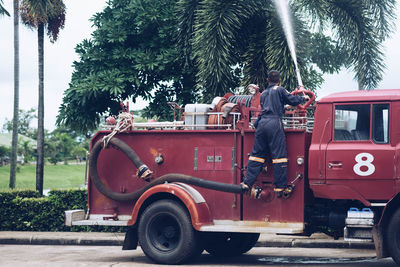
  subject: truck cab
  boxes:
[308,89,400,263]
[309,89,400,203]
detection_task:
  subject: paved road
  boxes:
[0,245,396,267]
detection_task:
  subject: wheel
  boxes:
[203,232,260,257]
[387,208,400,265]
[138,199,201,264]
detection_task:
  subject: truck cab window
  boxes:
[373,104,389,143]
[334,104,370,141]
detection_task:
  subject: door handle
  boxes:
[328,162,343,168]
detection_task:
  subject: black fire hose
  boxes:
[89,137,243,202]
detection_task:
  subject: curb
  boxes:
[0,234,375,249]
[0,237,122,246]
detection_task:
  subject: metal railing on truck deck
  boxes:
[103,111,314,132]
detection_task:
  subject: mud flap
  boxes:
[122,227,138,250]
[372,226,388,259]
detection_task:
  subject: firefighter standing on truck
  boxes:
[241,70,309,198]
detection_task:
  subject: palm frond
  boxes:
[192,0,260,99]
[20,0,52,27]
[176,0,200,67]
[46,0,65,42]
[20,0,65,42]
[325,0,384,89]
[241,10,273,90]
[0,0,10,17]
[364,0,397,40]
[306,33,346,74]
[293,0,329,30]
[241,25,270,90]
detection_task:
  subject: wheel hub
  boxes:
[163,225,176,239]
[148,214,181,252]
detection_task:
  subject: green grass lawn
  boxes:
[0,163,87,190]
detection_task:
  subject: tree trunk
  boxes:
[36,23,44,195]
[9,0,19,189]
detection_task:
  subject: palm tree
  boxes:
[20,0,65,195]
[9,0,19,189]
[296,0,396,90]
[177,0,396,96]
[0,0,9,16]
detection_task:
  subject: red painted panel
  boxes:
[325,105,396,200]
[310,184,371,206]
[214,147,233,171]
[309,103,332,183]
[196,147,214,171]
[392,102,400,145]
[310,100,399,201]
[396,144,400,180]
[241,130,309,224]
[326,143,394,176]
[393,103,400,186]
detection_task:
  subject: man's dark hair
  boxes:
[268,70,281,83]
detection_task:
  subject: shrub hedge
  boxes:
[0,189,125,232]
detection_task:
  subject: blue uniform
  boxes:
[244,83,305,188]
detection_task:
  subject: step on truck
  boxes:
[65,88,400,265]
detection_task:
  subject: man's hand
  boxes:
[303,94,310,101]
[284,104,292,109]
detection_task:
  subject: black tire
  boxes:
[387,208,400,265]
[203,232,260,257]
[138,199,201,264]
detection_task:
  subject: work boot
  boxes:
[274,185,295,199]
[250,186,262,199]
[240,183,262,199]
[273,187,284,198]
[282,185,295,199]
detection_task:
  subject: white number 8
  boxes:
[353,153,375,176]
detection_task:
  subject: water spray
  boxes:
[273,0,303,88]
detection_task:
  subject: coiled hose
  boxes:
[89,137,243,202]
[228,95,253,107]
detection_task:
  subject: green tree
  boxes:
[57,0,197,132]
[57,0,395,132]
[0,0,9,16]
[45,127,88,165]
[294,0,396,90]
[20,0,66,195]
[45,132,74,165]
[72,145,87,162]
[0,145,10,166]
[17,139,35,165]
[179,0,395,96]
[3,108,37,138]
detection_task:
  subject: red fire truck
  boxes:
[65,89,400,265]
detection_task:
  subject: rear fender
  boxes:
[374,193,400,258]
[127,183,212,231]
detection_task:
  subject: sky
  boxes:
[0,1,400,131]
